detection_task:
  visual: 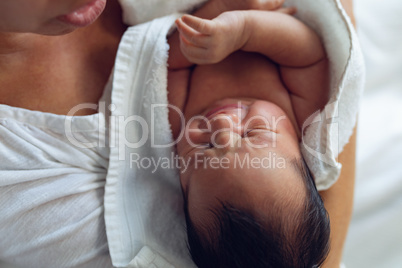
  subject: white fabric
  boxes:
[0,1,366,268]
[343,0,402,267]
[288,0,365,190]
[105,14,193,268]
[127,247,175,268]
[106,0,365,267]
[0,80,113,267]
[117,0,366,192]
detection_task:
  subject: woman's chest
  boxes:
[0,58,110,116]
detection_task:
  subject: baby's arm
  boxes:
[168,0,287,137]
[175,10,324,67]
[176,10,328,126]
[168,0,286,69]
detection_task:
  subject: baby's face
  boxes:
[0,0,106,35]
[177,98,306,221]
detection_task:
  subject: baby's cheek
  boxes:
[179,172,189,194]
[176,139,188,158]
[183,129,209,149]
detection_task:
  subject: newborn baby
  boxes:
[167,1,331,267]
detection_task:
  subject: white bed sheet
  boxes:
[343,0,402,267]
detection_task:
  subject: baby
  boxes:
[167,1,330,267]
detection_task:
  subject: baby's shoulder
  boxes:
[280,58,330,128]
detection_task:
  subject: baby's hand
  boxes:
[175,12,246,65]
[175,6,296,65]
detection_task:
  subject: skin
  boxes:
[169,8,328,130]
[321,126,356,268]
[0,0,106,35]
[0,0,356,266]
[169,1,356,267]
[168,0,329,250]
[177,97,306,223]
[0,0,126,115]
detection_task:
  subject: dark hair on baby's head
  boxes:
[183,158,330,268]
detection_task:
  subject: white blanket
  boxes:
[106,0,365,267]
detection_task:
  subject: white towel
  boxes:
[287,0,366,190]
[106,0,365,267]
[105,14,193,268]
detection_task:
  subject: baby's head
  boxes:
[177,98,330,267]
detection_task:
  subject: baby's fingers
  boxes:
[176,18,212,48]
[181,15,216,35]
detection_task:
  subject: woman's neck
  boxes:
[0,0,126,115]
